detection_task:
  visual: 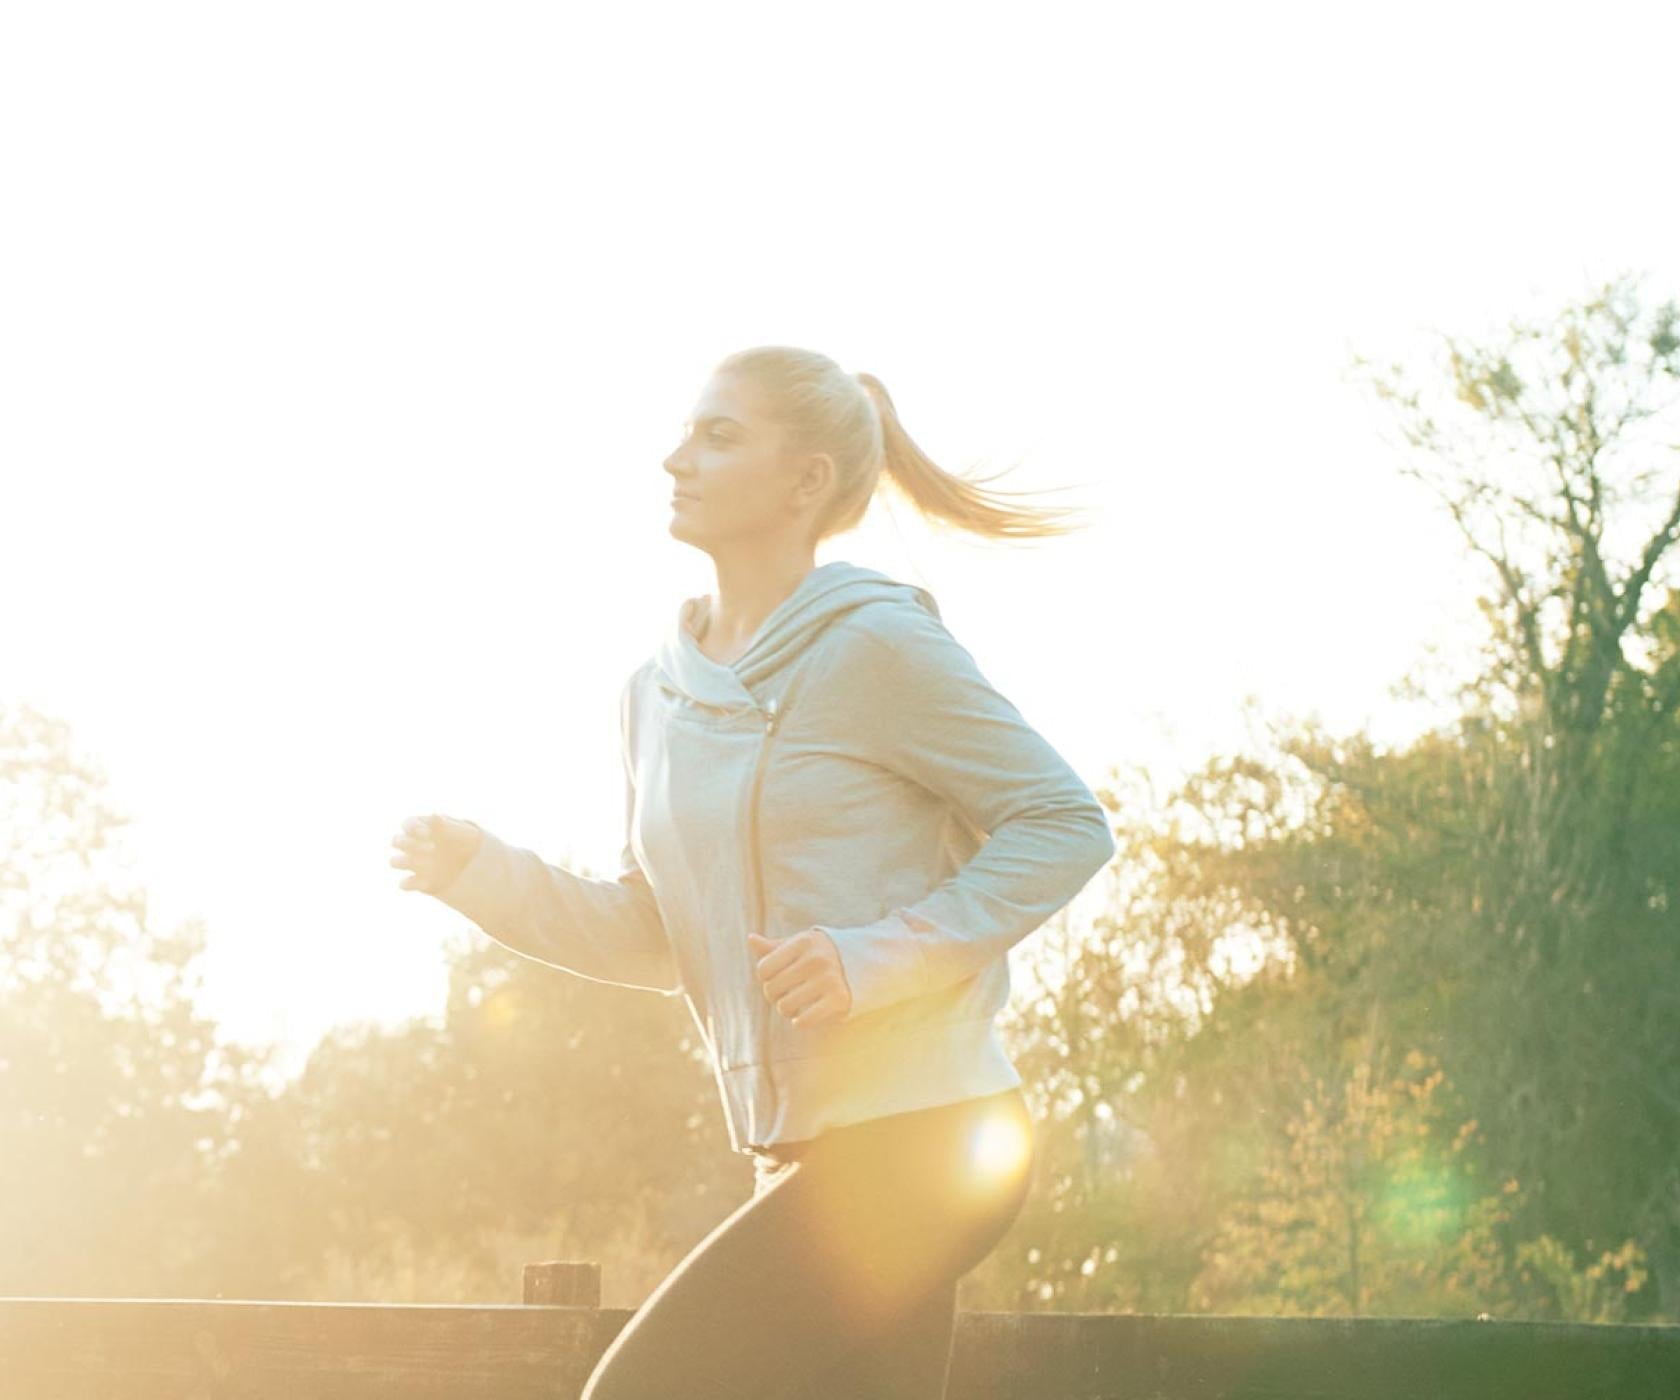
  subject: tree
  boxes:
[1351,273,1680,1312]
[975,275,1680,1324]
[206,891,747,1306]
[0,702,268,1296]
[1190,1051,1530,1317]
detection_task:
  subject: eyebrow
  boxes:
[684,414,746,433]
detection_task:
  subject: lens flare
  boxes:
[482,983,522,1031]
[968,1110,1033,1184]
[1374,1165,1467,1248]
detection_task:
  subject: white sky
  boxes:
[4,1,1676,1082]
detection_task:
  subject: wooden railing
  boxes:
[5,1260,1678,1398]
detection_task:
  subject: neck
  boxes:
[701,547,820,647]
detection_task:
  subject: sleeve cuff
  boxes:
[430,821,511,930]
[817,913,934,1021]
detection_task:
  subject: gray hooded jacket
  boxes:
[433,559,1115,1155]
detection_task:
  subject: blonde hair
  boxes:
[714,345,1094,543]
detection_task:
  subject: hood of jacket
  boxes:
[651,559,940,712]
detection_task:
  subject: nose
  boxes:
[665,453,699,496]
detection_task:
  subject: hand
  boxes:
[747,928,853,1029]
[390,813,484,895]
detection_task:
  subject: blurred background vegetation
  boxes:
[4,273,1676,1323]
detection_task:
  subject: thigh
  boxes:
[789,1275,960,1400]
[791,1089,1036,1398]
[788,1086,1036,1311]
[579,1162,843,1400]
[581,1087,1035,1400]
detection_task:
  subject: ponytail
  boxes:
[854,372,1094,541]
[714,345,1096,545]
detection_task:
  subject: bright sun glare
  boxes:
[968,1111,1034,1184]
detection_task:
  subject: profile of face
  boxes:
[664,371,832,548]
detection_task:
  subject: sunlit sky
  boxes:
[5,2,1676,1083]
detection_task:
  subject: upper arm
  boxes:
[838,602,1106,843]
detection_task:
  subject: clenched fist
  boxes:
[390,813,484,896]
[747,928,854,1029]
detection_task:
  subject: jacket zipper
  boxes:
[744,692,781,1144]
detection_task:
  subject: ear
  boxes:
[796,450,836,505]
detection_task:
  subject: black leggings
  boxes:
[580,1085,1036,1400]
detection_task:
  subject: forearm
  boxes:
[433,825,682,996]
[821,800,1115,1017]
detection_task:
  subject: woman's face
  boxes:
[664,372,825,545]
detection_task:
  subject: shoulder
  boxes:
[835,592,940,648]
[827,593,982,685]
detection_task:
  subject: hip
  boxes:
[748,1085,1034,1198]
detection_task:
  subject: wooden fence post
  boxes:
[522,1260,602,1308]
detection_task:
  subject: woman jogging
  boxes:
[390,346,1115,1399]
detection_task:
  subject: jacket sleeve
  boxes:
[428,675,683,996]
[815,603,1116,1021]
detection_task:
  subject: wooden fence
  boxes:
[5,1260,1678,1398]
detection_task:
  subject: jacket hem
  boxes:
[718,1015,1023,1154]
